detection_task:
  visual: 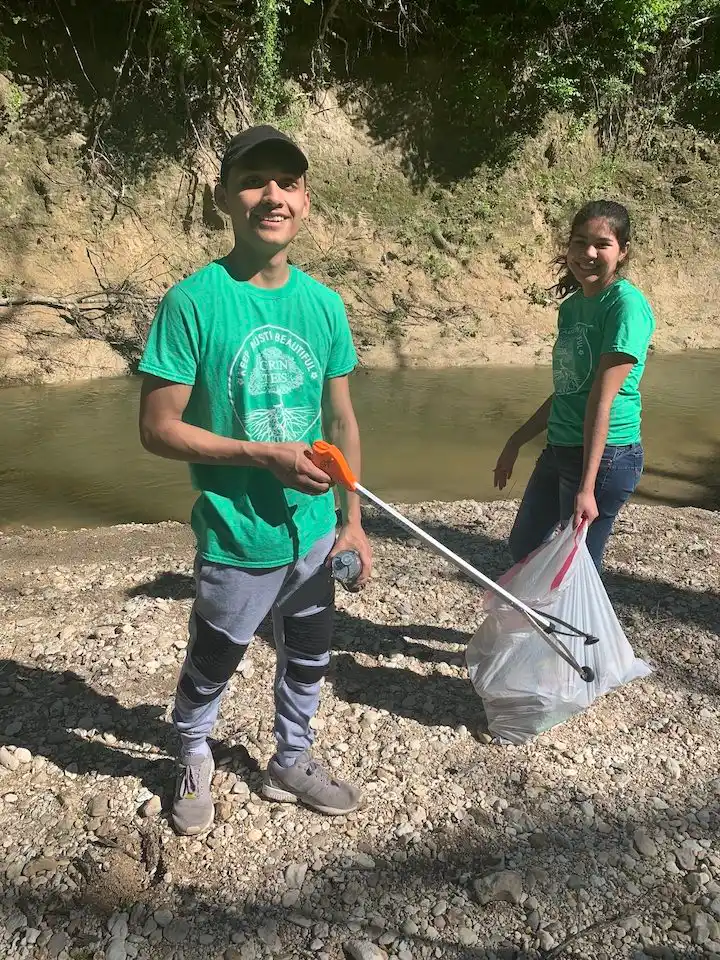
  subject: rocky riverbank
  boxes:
[0,500,719,960]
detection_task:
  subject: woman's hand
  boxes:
[574,489,599,528]
[494,440,520,491]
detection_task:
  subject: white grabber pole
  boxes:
[310,441,596,683]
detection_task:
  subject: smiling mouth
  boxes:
[254,213,288,225]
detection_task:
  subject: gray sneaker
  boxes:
[262,751,361,815]
[172,751,215,836]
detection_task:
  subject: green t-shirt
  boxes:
[547,278,655,447]
[138,261,358,567]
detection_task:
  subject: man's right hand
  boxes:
[257,443,333,495]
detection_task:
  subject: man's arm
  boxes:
[574,354,635,527]
[322,375,372,585]
[321,375,362,526]
[139,375,333,494]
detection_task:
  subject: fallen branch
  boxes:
[0,292,158,313]
[541,888,654,958]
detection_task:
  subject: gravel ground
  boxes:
[0,500,718,960]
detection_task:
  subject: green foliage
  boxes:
[5,81,24,121]
[255,0,282,120]
[152,0,207,70]
[0,0,718,185]
[0,35,11,72]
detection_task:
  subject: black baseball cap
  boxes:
[220,125,308,183]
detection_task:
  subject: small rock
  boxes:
[141,795,162,818]
[691,912,712,945]
[105,939,128,960]
[675,847,697,871]
[5,909,28,935]
[89,794,110,818]
[289,914,314,929]
[401,919,418,936]
[665,759,682,779]
[351,852,376,870]
[110,914,129,939]
[15,747,32,764]
[285,862,308,889]
[258,923,281,951]
[539,931,556,951]
[687,872,708,893]
[343,941,388,960]
[633,829,658,859]
[23,856,59,877]
[164,918,190,943]
[216,800,233,822]
[232,781,251,801]
[46,932,70,958]
[153,908,174,928]
[458,927,478,946]
[0,746,19,771]
[475,870,524,905]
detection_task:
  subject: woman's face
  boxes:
[566,217,628,294]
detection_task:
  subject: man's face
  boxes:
[215,149,309,253]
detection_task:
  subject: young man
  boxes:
[138,125,372,836]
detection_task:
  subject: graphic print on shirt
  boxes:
[228,324,322,442]
[553,323,593,395]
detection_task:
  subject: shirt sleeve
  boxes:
[600,290,655,363]
[137,285,200,385]
[325,294,358,379]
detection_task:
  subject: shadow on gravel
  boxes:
[125,518,720,641]
[126,571,195,601]
[0,660,177,796]
[329,652,486,731]
[2,774,718,960]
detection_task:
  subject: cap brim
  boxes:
[222,136,308,179]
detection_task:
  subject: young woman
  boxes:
[494,200,655,571]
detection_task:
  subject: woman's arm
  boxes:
[574,354,635,526]
[494,395,554,490]
[510,395,554,448]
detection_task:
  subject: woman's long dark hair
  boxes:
[553,200,632,299]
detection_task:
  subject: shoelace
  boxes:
[305,760,336,787]
[179,759,204,799]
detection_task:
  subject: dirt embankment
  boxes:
[0,500,719,959]
[1,81,720,387]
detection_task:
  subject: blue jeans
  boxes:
[509,444,644,571]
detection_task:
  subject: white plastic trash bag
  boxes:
[466,522,652,744]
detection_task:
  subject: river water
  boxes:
[0,351,717,530]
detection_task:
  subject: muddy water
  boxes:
[0,351,717,530]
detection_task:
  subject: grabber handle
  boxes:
[311,441,358,491]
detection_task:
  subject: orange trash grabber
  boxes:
[310,440,597,682]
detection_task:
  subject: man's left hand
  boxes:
[330,521,373,590]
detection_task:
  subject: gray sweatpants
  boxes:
[173,530,336,766]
